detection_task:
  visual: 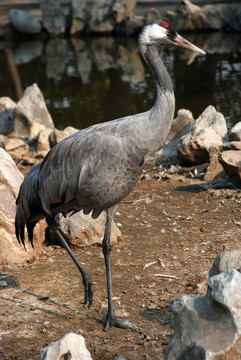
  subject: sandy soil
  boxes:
[0,165,241,360]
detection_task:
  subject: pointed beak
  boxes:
[173,34,206,55]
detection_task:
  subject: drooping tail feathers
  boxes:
[15,162,44,248]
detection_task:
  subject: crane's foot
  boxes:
[83,274,93,308]
[103,313,138,332]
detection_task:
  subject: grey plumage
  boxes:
[15,20,205,330]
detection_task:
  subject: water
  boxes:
[0,31,241,132]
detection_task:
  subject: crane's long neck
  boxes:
[139,43,175,152]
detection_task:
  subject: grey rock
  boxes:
[8,9,42,35]
[156,109,194,167]
[209,250,241,277]
[112,0,137,23]
[17,83,54,132]
[70,0,91,34]
[40,0,66,35]
[229,121,241,142]
[167,1,237,32]
[0,97,17,136]
[219,150,241,188]
[41,332,92,360]
[177,105,229,165]
[202,4,234,30]
[88,0,115,33]
[165,267,241,360]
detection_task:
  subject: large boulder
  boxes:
[0,84,54,141]
[40,0,66,35]
[41,332,92,360]
[165,251,241,360]
[177,106,229,165]
[70,0,91,34]
[17,83,54,131]
[88,0,116,33]
[0,148,44,266]
[8,9,42,34]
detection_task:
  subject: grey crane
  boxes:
[15,20,205,331]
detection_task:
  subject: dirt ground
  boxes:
[0,164,241,360]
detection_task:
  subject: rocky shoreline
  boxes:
[1,0,241,37]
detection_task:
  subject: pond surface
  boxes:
[0,31,241,131]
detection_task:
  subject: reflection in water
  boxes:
[0,32,241,130]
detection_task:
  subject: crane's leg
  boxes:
[46,216,93,308]
[103,208,134,331]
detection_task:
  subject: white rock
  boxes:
[18,83,54,130]
[177,105,229,165]
[0,149,43,265]
[40,332,92,360]
[59,211,121,247]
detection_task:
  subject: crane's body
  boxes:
[15,20,205,330]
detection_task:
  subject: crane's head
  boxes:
[139,20,205,55]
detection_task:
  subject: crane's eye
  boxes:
[166,30,170,35]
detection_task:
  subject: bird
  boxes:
[15,20,205,331]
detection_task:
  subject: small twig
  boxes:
[154,274,180,280]
[162,209,170,217]
[122,198,146,204]
[143,260,158,270]
[232,219,241,227]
